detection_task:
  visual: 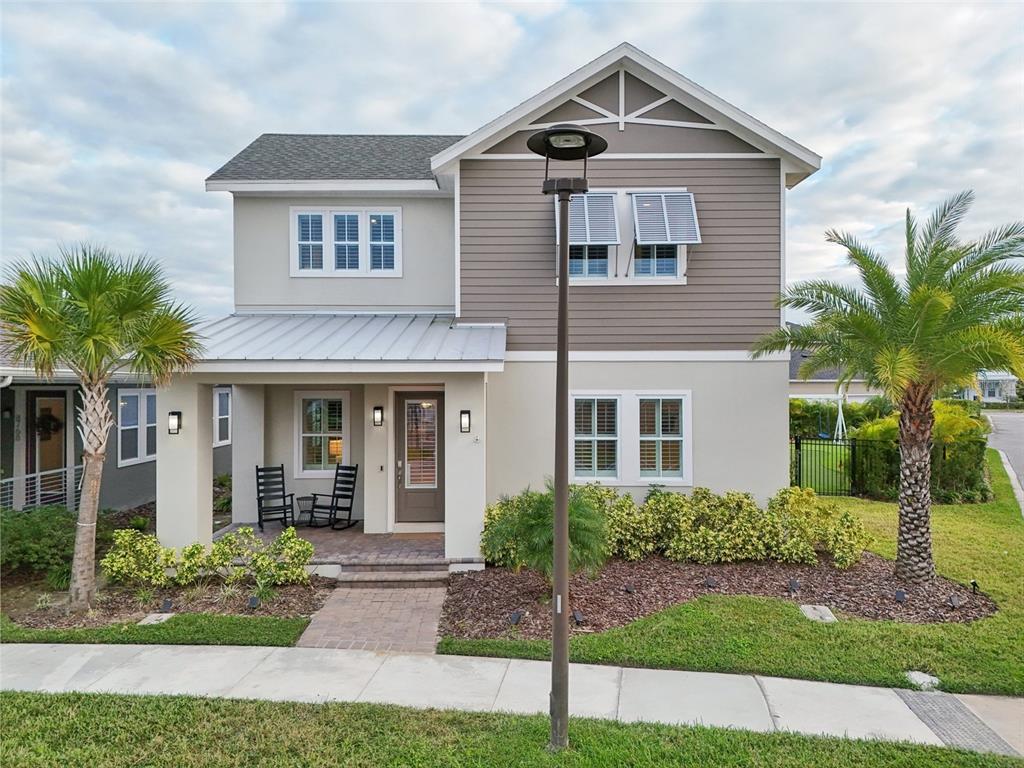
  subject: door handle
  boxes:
[396,460,403,483]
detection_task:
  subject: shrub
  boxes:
[480,483,606,582]
[100,529,176,587]
[826,510,871,569]
[127,515,149,532]
[663,488,785,564]
[603,492,661,561]
[789,397,893,438]
[100,526,314,588]
[1,506,115,587]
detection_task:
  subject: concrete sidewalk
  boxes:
[1,644,1020,756]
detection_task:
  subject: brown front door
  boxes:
[395,392,444,523]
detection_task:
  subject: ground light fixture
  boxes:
[167,411,182,435]
[372,406,384,427]
[460,410,471,433]
[527,122,607,751]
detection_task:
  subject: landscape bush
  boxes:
[0,506,115,585]
[480,482,606,581]
[481,483,871,572]
[100,526,314,589]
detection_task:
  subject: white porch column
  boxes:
[443,374,487,562]
[156,376,213,548]
[230,384,264,525]
[362,383,389,533]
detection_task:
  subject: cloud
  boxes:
[2,1,1021,322]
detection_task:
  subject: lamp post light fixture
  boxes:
[372,406,385,427]
[167,411,182,435]
[527,122,607,751]
[460,409,471,433]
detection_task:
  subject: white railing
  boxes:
[0,465,84,512]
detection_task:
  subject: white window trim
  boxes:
[293,390,351,479]
[555,188,690,286]
[212,386,231,448]
[289,207,402,278]
[571,394,622,482]
[570,389,693,487]
[117,387,157,468]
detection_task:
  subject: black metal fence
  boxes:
[790,437,988,499]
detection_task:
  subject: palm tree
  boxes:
[0,245,201,609]
[754,192,1024,583]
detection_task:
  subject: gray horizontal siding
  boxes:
[459,158,782,350]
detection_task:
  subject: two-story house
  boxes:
[155,43,821,567]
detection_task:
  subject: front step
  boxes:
[336,560,449,574]
[334,570,450,589]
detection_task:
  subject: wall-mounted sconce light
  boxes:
[460,410,471,433]
[168,411,182,434]
[372,406,384,427]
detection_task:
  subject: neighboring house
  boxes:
[155,43,821,566]
[787,324,884,403]
[0,350,232,511]
[955,371,1019,403]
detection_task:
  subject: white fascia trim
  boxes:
[454,168,462,318]
[430,42,820,175]
[192,360,504,373]
[206,179,440,193]
[505,350,788,362]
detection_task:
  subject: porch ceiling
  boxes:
[194,313,505,372]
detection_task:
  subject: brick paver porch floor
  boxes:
[246,521,445,564]
[297,587,446,654]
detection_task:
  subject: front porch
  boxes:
[239,521,446,565]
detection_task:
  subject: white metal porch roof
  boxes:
[197,314,506,365]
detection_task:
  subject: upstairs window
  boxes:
[370,213,396,271]
[297,214,324,270]
[630,192,700,279]
[635,244,679,277]
[334,214,359,270]
[569,245,609,278]
[291,208,401,277]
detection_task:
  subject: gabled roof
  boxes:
[430,42,821,186]
[206,134,463,189]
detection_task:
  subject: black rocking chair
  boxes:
[309,464,359,530]
[255,464,295,530]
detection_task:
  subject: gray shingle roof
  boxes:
[207,134,465,182]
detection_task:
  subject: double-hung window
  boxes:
[639,397,684,478]
[118,388,157,467]
[557,193,620,279]
[334,213,359,271]
[573,397,619,478]
[295,391,350,477]
[291,208,401,277]
[296,213,324,271]
[370,213,396,271]
[631,192,700,278]
[213,387,231,447]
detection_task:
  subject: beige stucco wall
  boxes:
[232,196,455,312]
[486,360,790,505]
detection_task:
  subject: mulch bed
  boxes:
[5,576,335,630]
[439,553,997,640]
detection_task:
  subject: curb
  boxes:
[995,449,1024,517]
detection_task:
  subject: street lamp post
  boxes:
[527,123,607,751]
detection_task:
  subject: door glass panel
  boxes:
[36,398,67,472]
[405,400,437,488]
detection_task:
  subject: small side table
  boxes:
[295,496,314,526]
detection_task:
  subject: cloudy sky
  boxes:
[2,1,1022,320]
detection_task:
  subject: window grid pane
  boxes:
[639,398,684,477]
[369,213,396,271]
[334,214,359,270]
[574,397,618,478]
[298,214,324,270]
[301,398,344,471]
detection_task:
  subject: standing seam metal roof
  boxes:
[197,314,505,362]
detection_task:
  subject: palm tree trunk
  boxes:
[895,384,936,583]
[68,379,114,611]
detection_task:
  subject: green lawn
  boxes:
[0,613,308,646]
[2,692,1017,768]
[441,450,1024,695]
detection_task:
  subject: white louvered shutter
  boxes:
[631,193,701,245]
[555,193,620,245]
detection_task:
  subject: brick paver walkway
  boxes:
[297,587,446,654]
